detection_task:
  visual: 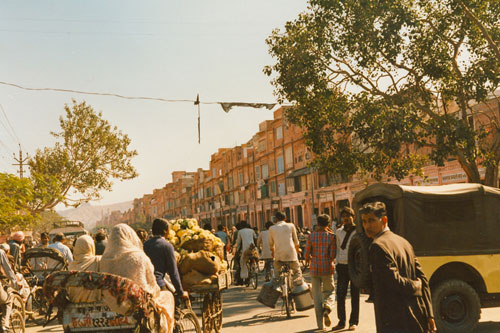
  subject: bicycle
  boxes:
[0,285,25,333]
[276,261,295,319]
[298,251,309,273]
[173,297,201,333]
[23,275,47,325]
[246,256,259,290]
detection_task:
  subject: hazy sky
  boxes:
[0,1,307,205]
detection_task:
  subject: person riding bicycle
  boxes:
[0,247,20,333]
[268,211,303,285]
[236,221,257,285]
[144,218,189,305]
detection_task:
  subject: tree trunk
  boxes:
[457,152,481,183]
[484,165,499,187]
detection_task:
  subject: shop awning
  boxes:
[286,167,312,178]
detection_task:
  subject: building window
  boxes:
[239,172,243,185]
[261,185,269,199]
[255,166,261,180]
[228,176,233,189]
[285,147,293,168]
[212,169,216,178]
[262,164,269,179]
[270,180,276,193]
[278,182,286,196]
[276,126,283,140]
[277,156,284,174]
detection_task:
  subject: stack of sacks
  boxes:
[167,219,228,290]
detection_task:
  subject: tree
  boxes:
[29,100,138,213]
[0,173,36,230]
[34,210,65,233]
[265,0,500,185]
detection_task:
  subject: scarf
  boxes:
[69,235,101,271]
[340,225,356,250]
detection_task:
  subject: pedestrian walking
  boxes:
[304,214,336,331]
[333,207,360,331]
[360,202,436,333]
[215,225,229,260]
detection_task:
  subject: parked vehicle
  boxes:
[348,183,500,333]
[49,221,87,246]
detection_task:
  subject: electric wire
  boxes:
[0,81,271,105]
[0,104,21,146]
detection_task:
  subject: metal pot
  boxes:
[291,282,314,311]
[257,281,282,308]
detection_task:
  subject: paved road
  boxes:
[26,272,500,332]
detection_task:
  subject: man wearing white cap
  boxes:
[8,232,24,272]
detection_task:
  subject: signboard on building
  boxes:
[335,191,349,201]
[441,172,467,184]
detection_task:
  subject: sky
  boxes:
[0,0,308,206]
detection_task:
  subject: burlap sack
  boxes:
[214,244,224,261]
[179,250,221,276]
[181,238,214,252]
[181,270,212,291]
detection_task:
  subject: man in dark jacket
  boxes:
[144,218,187,302]
[360,202,436,333]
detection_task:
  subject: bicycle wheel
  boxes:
[201,294,213,333]
[10,309,25,333]
[250,263,258,290]
[283,293,292,319]
[212,292,223,333]
[11,293,25,321]
[229,258,237,285]
[175,309,202,333]
[31,286,48,325]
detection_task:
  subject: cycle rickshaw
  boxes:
[43,271,201,333]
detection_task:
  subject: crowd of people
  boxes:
[0,203,437,333]
[227,204,436,333]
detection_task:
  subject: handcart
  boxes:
[189,270,231,333]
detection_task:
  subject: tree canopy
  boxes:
[29,100,138,212]
[265,0,500,185]
[0,173,36,230]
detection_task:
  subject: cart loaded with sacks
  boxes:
[169,218,231,333]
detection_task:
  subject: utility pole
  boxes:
[12,145,28,178]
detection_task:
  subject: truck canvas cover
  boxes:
[353,183,500,256]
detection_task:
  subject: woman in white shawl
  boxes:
[69,235,100,271]
[67,235,102,303]
[100,223,175,333]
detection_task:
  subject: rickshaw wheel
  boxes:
[212,292,222,333]
[202,294,213,333]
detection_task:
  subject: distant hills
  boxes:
[58,201,133,229]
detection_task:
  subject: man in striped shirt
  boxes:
[305,214,336,331]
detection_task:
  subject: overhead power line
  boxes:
[0,104,21,146]
[0,80,276,111]
[0,80,277,144]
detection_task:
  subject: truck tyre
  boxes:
[348,232,371,289]
[432,279,481,333]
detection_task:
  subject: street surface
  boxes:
[26,271,500,332]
